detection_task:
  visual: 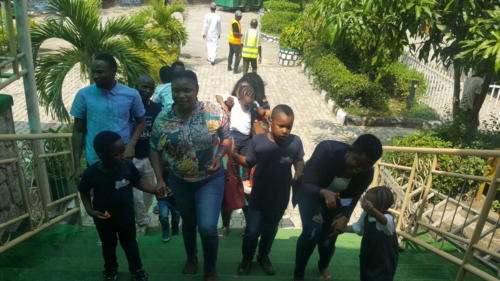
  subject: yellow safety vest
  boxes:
[229,19,242,45]
[242,29,260,59]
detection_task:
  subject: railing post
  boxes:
[370,159,380,187]
[412,155,437,235]
[455,159,500,281]
[13,0,53,211]
[396,153,419,232]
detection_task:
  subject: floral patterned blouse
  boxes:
[150,101,230,182]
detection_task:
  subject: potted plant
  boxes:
[278,23,306,66]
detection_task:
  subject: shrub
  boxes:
[403,103,440,120]
[261,11,298,36]
[388,131,489,196]
[264,1,301,13]
[307,49,387,110]
[376,62,427,101]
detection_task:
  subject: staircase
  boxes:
[0,224,488,281]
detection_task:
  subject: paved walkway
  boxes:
[6,4,415,228]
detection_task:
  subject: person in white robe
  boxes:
[202,2,221,65]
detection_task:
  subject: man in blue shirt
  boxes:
[70,53,145,177]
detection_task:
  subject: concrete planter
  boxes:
[279,46,301,67]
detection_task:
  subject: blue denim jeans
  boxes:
[293,194,342,279]
[158,199,180,238]
[168,170,225,275]
[241,207,284,261]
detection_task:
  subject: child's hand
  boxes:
[87,209,110,220]
[329,216,348,237]
[361,198,375,212]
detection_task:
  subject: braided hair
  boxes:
[366,186,394,212]
[232,77,256,100]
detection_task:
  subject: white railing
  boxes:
[400,53,500,125]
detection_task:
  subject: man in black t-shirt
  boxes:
[233,105,305,276]
[79,131,163,281]
[133,75,163,235]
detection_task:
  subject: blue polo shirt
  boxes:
[70,82,145,165]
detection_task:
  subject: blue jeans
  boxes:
[169,170,225,275]
[294,195,342,279]
[241,207,283,261]
[158,199,180,238]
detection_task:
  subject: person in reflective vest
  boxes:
[242,19,262,75]
[228,10,243,73]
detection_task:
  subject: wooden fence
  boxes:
[375,146,500,281]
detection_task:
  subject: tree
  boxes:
[307,0,436,77]
[31,0,150,122]
[130,0,188,81]
[457,8,500,133]
[417,0,498,122]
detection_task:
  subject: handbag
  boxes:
[222,153,245,211]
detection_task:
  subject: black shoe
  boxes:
[172,227,179,236]
[132,269,149,281]
[228,66,232,71]
[258,256,276,275]
[103,269,117,281]
[237,259,252,275]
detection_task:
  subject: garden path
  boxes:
[5,4,415,228]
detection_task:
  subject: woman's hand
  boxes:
[320,189,340,209]
[207,156,222,173]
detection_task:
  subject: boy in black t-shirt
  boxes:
[79,131,163,281]
[233,105,305,276]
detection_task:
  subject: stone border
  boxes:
[261,32,280,43]
[302,63,442,129]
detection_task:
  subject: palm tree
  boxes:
[131,0,188,81]
[31,0,150,122]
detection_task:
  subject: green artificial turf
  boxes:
[0,224,493,281]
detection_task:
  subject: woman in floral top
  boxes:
[150,70,230,281]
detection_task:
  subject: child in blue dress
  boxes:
[346,186,399,281]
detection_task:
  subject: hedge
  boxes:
[304,44,387,110]
[263,1,302,13]
[261,11,298,36]
[376,62,428,101]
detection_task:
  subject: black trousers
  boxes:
[241,207,284,260]
[228,43,242,70]
[96,220,143,273]
[243,58,257,75]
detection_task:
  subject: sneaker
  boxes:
[182,257,198,274]
[237,259,252,275]
[102,269,117,281]
[227,66,232,71]
[218,227,230,238]
[257,256,276,275]
[132,269,148,281]
[162,232,171,243]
